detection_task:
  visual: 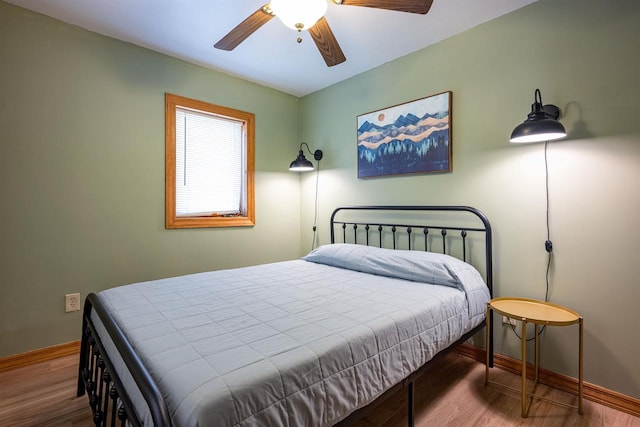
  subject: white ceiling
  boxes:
[7,0,538,96]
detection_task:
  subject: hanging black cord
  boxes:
[510,140,552,341]
[310,159,320,252]
[544,140,552,304]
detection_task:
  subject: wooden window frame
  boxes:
[165,93,255,229]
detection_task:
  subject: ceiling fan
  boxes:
[214,0,433,67]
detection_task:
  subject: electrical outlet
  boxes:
[65,293,81,313]
[502,315,517,326]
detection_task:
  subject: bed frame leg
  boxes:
[78,296,93,397]
[407,380,415,427]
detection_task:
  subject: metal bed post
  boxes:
[407,380,415,427]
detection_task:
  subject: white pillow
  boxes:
[303,243,471,290]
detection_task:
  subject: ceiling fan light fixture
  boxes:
[271,0,328,31]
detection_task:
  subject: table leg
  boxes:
[485,304,491,386]
[521,318,527,418]
[534,323,539,385]
[579,317,584,414]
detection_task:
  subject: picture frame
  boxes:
[357,91,452,178]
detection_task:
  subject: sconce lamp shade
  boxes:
[289,150,314,171]
[510,89,566,143]
[289,143,323,172]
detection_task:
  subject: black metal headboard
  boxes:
[330,205,493,296]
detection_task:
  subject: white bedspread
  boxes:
[96,257,489,426]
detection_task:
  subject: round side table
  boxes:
[485,297,583,417]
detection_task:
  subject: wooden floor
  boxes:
[0,351,638,427]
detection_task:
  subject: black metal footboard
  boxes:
[77,293,172,426]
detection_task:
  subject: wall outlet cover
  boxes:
[65,293,81,313]
[502,315,517,326]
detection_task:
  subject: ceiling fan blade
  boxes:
[338,0,433,14]
[214,4,275,51]
[308,17,346,67]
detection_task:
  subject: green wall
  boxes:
[2,0,639,403]
[0,2,302,357]
[299,0,640,399]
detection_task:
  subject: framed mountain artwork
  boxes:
[357,91,452,178]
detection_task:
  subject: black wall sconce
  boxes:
[289,142,323,172]
[510,89,566,143]
[289,142,324,250]
[508,88,569,328]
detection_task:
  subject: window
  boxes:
[165,93,255,228]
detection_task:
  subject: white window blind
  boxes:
[175,107,245,216]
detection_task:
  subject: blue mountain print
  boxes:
[357,92,451,178]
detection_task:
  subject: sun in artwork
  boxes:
[378,113,385,123]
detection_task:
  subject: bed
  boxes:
[77,205,494,427]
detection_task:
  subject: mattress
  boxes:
[93,244,490,426]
